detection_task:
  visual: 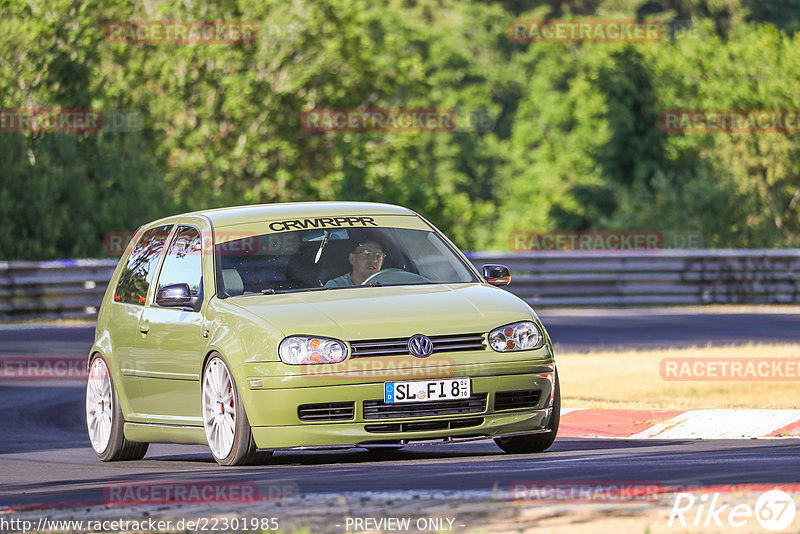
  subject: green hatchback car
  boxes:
[86,202,559,465]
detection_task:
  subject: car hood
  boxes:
[222,283,537,340]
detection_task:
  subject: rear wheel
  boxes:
[494,371,560,454]
[86,356,148,461]
[202,354,271,466]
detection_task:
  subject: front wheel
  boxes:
[494,371,560,454]
[202,354,271,466]
[86,356,148,461]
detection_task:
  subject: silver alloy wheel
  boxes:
[202,357,236,460]
[86,358,113,453]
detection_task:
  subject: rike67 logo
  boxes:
[669,489,797,531]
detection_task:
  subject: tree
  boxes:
[0,0,165,259]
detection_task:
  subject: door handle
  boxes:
[139,324,150,334]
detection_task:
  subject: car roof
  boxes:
[179,201,417,228]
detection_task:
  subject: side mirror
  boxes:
[482,264,511,286]
[156,283,201,311]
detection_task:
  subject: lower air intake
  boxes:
[298,402,355,421]
[364,417,484,433]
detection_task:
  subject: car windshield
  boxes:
[214,226,478,296]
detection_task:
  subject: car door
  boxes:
[135,224,206,426]
[110,224,173,420]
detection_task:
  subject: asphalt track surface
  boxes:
[1,311,799,514]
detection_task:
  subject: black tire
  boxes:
[86,356,149,462]
[202,354,272,466]
[494,371,560,454]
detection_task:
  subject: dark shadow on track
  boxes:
[0,385,88,453]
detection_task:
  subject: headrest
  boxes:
[222,268,244,296]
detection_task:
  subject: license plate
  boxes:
[384,378,471,403]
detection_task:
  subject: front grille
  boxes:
[494,390,541,411]
[365,417,484,433]
[363,394,487,420]
[350,333,486,358]
[298,402,355,422]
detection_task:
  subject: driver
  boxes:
[323,241,385,288]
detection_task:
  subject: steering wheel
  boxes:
[361,268,430,286]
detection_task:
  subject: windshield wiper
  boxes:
[257,283,400,295]
[259,286,337,295]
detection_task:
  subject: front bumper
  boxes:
[251,410,551,450]
[241,365,554,450]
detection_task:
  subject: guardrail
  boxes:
[467,249,800,307]
[1,250,799,320]
[0,259,116,321]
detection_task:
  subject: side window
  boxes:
[114,225,173,305]
[157,226,203,297]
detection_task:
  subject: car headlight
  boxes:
[488,321,543,352]
[278,336,347,365]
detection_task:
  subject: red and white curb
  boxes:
[560,408,800,439]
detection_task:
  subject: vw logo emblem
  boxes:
[408,334,434,358]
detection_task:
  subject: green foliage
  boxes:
[0,0,165,259]
[1,0,799,259]
[497,17,800,248]
[742,0,800,34]
[643,20,800,246]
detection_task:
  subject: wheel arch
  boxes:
[88,350,136,421]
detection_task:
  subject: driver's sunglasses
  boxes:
[356,248,386,260]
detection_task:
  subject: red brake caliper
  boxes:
[230,386,234,420]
